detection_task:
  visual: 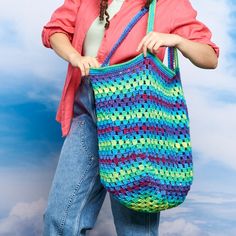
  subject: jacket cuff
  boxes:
[41,27,73,48]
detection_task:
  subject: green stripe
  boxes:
[93,75,184,100]
[117,195,184,212]
[98,137,192,156]
[100,164,193,184]
[96,106,189,126]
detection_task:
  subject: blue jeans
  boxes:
[42,76,160,235]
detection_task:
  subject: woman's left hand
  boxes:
[136,31,182,57]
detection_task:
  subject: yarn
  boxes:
[87,0,193,213]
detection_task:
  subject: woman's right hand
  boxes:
[49,33,101,76]
[69,52,101,77]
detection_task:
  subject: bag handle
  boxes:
[101,6,148,67]
[101,0,179,71]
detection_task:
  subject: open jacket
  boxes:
[42,0,220,137]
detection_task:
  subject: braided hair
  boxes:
[99,0,154,29]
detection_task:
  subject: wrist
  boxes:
[174,34,184,48]
[68,51,82,64]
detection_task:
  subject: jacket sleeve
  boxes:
[41,0,81,48]
[170,0,220,58]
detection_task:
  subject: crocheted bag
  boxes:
[86,0,193,213]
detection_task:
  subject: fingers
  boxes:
[84,61,90,76]
[136,34,149,52]
[152,42,161,53]
[92,57,101,68]
[77,57,101,77]
[145,35,157,56]
[77,61,88,77]
[137,32,162,57]
[143,37,156,56]
[137,34,155,57]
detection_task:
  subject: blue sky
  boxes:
[0,0,236,235]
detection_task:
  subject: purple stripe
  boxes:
[108,176,191,197]
[95,92,187,111]
[97,123,190,136]
[99,152,192,166]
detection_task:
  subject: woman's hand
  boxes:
[136,31,181,57]
[136,31,218,69]
[69,52,101,76]
[49,33,102,76]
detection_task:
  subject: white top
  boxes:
[83,0,125,57]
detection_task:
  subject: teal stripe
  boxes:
[96,102,188,122]
[96,114,189,132]
[92,70,179,94]
[100,160,193,175]
[89,52,176,79]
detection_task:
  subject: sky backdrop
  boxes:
[0,0,236,235]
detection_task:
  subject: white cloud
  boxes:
[192,0,232,60]
[0,190,235,236]
[9,199,46,220]
[186,87,236,170]
[159,206,192,219]
[0,0,66,82]
[0,164,57,215]
[0,198,46,236]
[188,192,236,205]
[158,191,236,236]
[175,0,236,170]
[159,218,205,236]
[0,0,67,107]
[187,192,236,221]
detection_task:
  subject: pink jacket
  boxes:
[42,0,220,137]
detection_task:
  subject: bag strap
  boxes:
[101,6,149,67]
[168,45,179,71]
[101,0,179,71]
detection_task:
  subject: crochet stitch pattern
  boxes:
[87,0,193,213]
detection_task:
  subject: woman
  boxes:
[41,0,219,235]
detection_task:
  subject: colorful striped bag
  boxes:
[86,0,193,213]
